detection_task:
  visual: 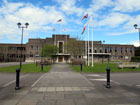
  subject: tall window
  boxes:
[59,42,63,53]
[110,47,112,53]
[115,47,117,52]
[100,48,102,53]
[105,47,107,53]
[130,48,133,53]
[121,47,123,53]
[125,48,128,53]
[31,45,33,50]
[37,45,38,51]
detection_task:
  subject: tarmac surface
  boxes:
[0,62,30,67]
[0,63,140,105]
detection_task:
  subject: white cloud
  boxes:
[54,0,84,16]
[113,0,140,12]
[108,30,137,36]
[131,40,139,47]
[90,0,113,11]
[98,12,131,27]
[0,0,66,42]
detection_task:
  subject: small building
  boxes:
[0,43,26,62]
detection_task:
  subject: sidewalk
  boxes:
[0,63,140,105]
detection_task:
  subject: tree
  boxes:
[135,47,140,56]
[0,46,7,62]
[64,38,84,58]
[41,45,58,58]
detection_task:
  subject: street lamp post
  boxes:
[134,24,140,47]
[17,22,29,68]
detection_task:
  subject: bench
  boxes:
[118,63,139,69]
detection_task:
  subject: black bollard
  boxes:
[15,68,20,90]
[106,67,111,88]
[41,64,43,72]
[80,64,83,72]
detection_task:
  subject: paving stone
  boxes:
[24,93,44,100]
[65,93,85,99]
[72,87,81,91]
[17,99,37,105]
[37,99,56,105]
[64,87,73,91]
[16,90,29,95]
[56,99,75,105]
[123,92,138,97]
[75,99,87,105]
[32,87,38,91]
[85,93,105,98]
[45,92,64,99]
[38,87,47,92]
[56,87,64,92]
[47,87,56,92]
[0,100,18,105]
[85,99,94,105]
[80,87,90,91]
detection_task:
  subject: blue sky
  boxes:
[0,0,140,46]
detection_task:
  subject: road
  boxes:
[0,62,31,67]
[0,73,43,99]
[83,72,140,87]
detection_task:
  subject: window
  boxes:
[130,48,133,53]
[100,49,102,53]
[110,47,112,53]
[89,49,92,53]
[59,42,63,53]
[125,48,128,53]
[105,47,107,53]
[121,47,123,53]
[30,52,33,57]
[31,45,33,50]
[115,47,117,52]
[36,46,38,51]
[95,49,97,53]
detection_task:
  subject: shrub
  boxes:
[72,59,85,65]
[131,56,140,62]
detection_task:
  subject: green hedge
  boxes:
[131,56,140,62]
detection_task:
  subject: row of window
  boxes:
[30,45,39,51]
[8,47,26,51]
[89,47,133,53]
[7,54,25,58]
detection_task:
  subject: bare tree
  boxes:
[64,36,84,59]
[0,46,8,62]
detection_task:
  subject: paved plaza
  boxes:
[0,63,140,105]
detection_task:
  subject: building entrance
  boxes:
[58,56,63,62]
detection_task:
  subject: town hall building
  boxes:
[0,34,135,63]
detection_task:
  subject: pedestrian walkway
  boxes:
[0,63,140,105]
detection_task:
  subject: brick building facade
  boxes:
[0,34,135,62]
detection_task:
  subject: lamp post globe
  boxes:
[134,24,138,29]
[25,23,29,28]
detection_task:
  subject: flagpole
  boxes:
[85,30,87,66]
[88,18,90,66]
[91,16,94,67]
[55,34,56,45]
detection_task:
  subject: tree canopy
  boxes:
[41,45,58,58]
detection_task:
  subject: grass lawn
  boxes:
[0,63,51,72]
[72,63,140,72]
